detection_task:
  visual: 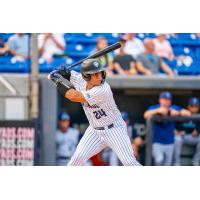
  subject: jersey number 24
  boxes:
[93,109,107,119]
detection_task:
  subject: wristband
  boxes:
[57,82,73,96]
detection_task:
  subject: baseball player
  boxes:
[144,91,190,166]
[174,97,200,166]
[48,59,141,166]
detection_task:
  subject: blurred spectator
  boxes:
[121,112,144,160]
[56,112,80,166]
[153,34,175,61]
[0,37,9,56]
[7,33,29,62]
[174,97,200,166]
[123,33,145,59]
[196,33,200,38]
[113,38,137,75]
[38,33,65,63]
[93,36,113,75]
[136,39,174,76]
[144,91,190,166]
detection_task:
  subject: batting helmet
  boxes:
[81,59,106,83]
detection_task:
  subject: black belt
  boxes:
[94,123,114,130]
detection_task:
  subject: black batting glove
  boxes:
[57,65,71,80]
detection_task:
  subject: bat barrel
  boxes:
[67,42,121,70]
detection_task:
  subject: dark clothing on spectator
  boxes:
[137,53,164,74]
[176,121,200,135]
[113,54,136,70]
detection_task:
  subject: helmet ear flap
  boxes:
[82,73,91,81]
[101,71,106,83]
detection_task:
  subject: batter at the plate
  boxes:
[48,59,141,166]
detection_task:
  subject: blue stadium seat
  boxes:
[98,33,119,43]
[72,33,99,43]
[173,46,194,57]
[136,33,150,40]
[0,57,30,73]
[0,33,200,75]
[176,60,198,75]
[177,33,196,40]
[66,43,91,58]
[194,48,200,61]
[39,58,66,73]
[64,34,74,42]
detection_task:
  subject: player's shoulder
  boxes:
[91,81,111,94]
[71,70,81,77]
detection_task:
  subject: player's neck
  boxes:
[86,82,95,91]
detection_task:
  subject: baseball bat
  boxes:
[67,42,121,70]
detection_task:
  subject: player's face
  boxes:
[90,72,103,86]
[188,105,199,114]
[159,98,172,108]
[59,120,70,132]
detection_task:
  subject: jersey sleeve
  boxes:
[70,70,83,89]
[81,83,109,105]
[148,104,159,111]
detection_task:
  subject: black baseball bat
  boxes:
[67,42,121,70]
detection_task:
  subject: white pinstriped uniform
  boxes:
[67,71,141,166]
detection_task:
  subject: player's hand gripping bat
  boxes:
[48,42,121,81]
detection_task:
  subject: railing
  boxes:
[145,114,200,166]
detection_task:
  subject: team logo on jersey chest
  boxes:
[82,102,99,109]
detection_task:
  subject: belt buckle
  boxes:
[94,123,113,130]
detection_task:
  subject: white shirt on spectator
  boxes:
[153,39,173,60]
[38,33,65,61]
[124,38,145,59]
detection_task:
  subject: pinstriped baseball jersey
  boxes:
[70,70,125,128]
[68,70,141,166]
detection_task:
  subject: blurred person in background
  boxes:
[56,112,80,166]
[174,97,200,166]
[0,36,9,56]
[93,36,114,75]
[136,39,174,76]
[38,33,65,63]
[144,91,190,166]
[121,112,144,162]
[112,37,137,76]
[123,33,145,59]
[7,33,29,62]
[153,33,175,61]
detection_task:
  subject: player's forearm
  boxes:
[144,109,159,119]
[180,109,191,116]
[65,89,86,103]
